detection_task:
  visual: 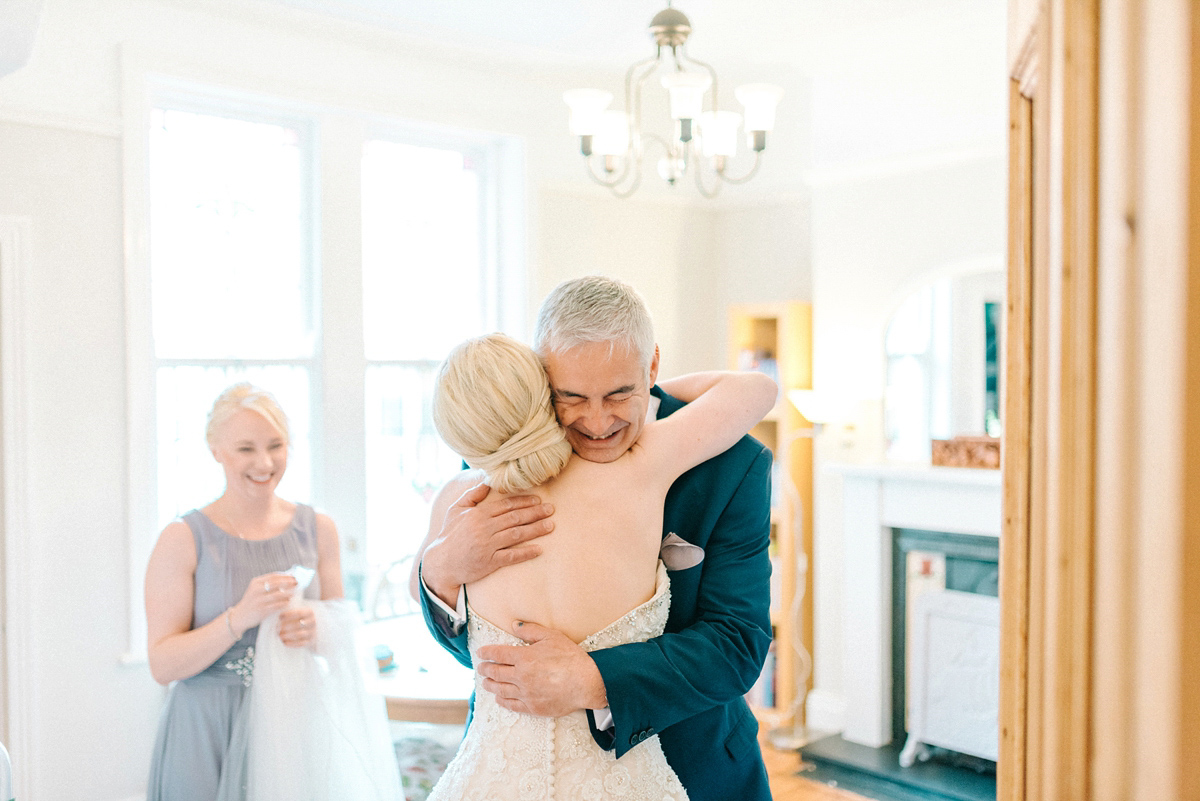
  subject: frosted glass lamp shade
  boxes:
[593,110,630,156]
[735,83,784,132]
[563,89,614,135]
[787,389,835,425]
[697,110,741,157]
[660,71,712,120]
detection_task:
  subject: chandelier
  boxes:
[563,5,783,199]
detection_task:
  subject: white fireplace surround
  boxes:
[807,463,1002,747]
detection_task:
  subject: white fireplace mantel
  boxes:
[810,463,1001,748]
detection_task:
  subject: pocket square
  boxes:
[660,532,705,570]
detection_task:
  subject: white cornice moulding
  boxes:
[802,146,1006,188]
[160,0,606,78]
[0,107,122,139]
[536,180,719,210]
[537,180,809,211]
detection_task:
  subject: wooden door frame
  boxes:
[1184,7,1200,796]
[1002,1,1200,798]
[1001,2,1099,799]
[998,72,1034,801]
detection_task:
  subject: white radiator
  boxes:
[899,589,999,767]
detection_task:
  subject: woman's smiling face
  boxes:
[210,407,289,497]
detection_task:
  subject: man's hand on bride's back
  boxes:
[421,482,555,607]
[477,621,607,717]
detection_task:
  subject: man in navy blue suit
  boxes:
[418,275,774,800]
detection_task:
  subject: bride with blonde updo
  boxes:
[415,328,777,801]
[432,333,571,494]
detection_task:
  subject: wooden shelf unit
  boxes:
[728,302,814,726]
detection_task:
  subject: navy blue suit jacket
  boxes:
[420,385,774,801]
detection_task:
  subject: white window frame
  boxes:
[122,65,525,660]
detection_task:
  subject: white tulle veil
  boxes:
[246,581,401,800]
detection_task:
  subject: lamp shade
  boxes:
[593,110,630,156]
[787,389,835,425]
[697,110,741,157]
[735,83,784,132]
[660,71,711,120]
[563,88,613,136]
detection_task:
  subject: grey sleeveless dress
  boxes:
[146,504,322,801]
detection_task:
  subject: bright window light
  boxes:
[149,106,315,527]
[362,138,491,566]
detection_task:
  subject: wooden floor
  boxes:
[761,730,869,801]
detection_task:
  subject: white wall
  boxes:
[1,0,1004,789]
[533,188,724,378]
[0,118,164,799]
[0,2,811,798]
[535,191,813,377]
[805,153,1007,734]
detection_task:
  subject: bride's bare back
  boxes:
[418,367,777,649]
[462,445,671,643]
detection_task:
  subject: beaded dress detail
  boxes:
[428,561,687,801]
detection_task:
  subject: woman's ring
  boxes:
[264,581,271,593]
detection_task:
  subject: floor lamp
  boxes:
[765,390,835,752]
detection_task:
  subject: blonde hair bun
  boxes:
[433,334,570,494]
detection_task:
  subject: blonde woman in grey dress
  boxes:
[144,383,343,800]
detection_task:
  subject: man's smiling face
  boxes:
[543,340,660,464]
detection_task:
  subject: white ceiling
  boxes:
[264,0,997,74]
[256,0,1008,180]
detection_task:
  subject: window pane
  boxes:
[364,364,464,568]
[156,365,312,528]
[362,140,485,361]
[149,107,314,360]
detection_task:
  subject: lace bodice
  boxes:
[428,562,688,801]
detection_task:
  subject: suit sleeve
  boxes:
[587,446,774,757]
[417,562,474,670]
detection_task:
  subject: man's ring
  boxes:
[264,581,270,593]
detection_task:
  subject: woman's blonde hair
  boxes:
[205,382,290,447]
[433,333,571,494]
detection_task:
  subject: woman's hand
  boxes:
[278,606,317,648]
[229,571,297,636]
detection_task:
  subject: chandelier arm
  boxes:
[679,48,720,114]
[583,153,644,198]
[606,166,645,199]
[691,143,723,199]
[584,152,638,191]
[623,55,662,183]
[641,131,676,155]
[626,55,660,133]
[693,165,723,198]
[584,158,621,187]
[565,10,772,197]
[716,150,763,185]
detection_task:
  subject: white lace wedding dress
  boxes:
[428,562,688,801]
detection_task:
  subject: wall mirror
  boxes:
[883,268,1005,462]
